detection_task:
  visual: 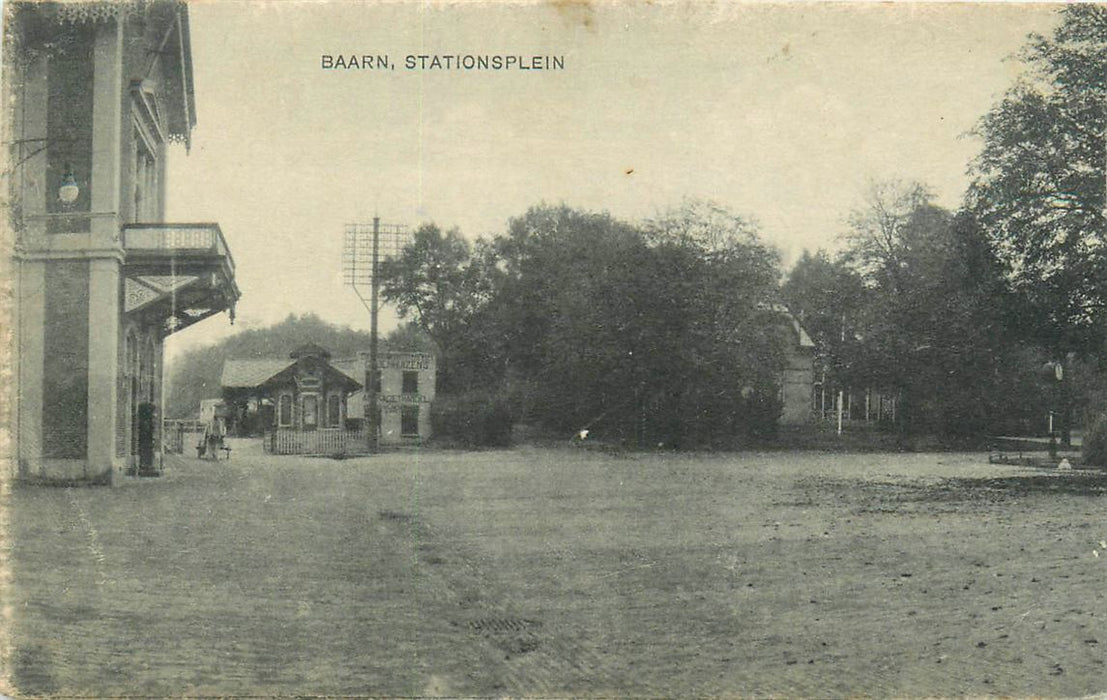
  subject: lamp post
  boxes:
[1043,359,1066,450]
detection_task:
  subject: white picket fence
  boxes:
[265,428,370,456]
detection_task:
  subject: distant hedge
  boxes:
[1082,413,1107,468]
[431,391,513,448]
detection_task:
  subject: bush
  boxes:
[1082,413,1107,468]
[430,391,514,448]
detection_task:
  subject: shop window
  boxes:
[278,394,293,427]
[401,406,419,437]
[402,370,418,395]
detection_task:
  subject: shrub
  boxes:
[430,391,514,448]
[1081,413,1107,468]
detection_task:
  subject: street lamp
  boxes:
[58,167,79,204]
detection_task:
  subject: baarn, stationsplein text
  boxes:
[320,54,566,71]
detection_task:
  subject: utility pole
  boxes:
[343,218,409,452]
[368,216,380,453]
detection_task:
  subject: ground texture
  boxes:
[3,443,1106,697]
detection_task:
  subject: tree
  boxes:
[841,179,936,295]
[838,181,1017,436]
[781,249,870,418]
[378,202,787,448]
[967,5,1107,356]
[378,223,490,392]
[484,202,785,447]
[384,321,437,353]
[643,201,786,445]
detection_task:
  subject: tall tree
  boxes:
[378,223,490,392]
[840,181,1016,436]
[841,179,936,295]
[967,4,1107,355]
[468,202,786,446]
[781,249,869,394]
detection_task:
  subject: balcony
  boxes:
[121,223,240,335]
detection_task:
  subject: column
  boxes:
[85,20,124,480]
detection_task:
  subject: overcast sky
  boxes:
[164,1,1060,360]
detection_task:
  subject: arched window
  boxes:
[142,335,156,402]
[126,330,139,378]
[278,394,293,427]
[302,395,318,429]
[328,394,341,428]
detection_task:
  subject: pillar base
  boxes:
[17,458,113,486]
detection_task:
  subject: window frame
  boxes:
[400,405,420,438]
[401,370,419,395]
[327,393,342,428]
[278,394,293,428]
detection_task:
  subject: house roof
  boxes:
[221,359,295,389]
[221,356,363,392]
[780,308,816,349]
[331,359,364,383]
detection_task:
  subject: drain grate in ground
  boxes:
[467,617,543,634]
[378,510,414,522]
[455,617,545,656]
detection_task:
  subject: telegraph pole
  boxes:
[343,218,409,452]
[368,217,380,453]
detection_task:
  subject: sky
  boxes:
[164,1,1061,360]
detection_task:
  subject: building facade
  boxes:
[222,343,362,436]
[773,305,817,425]
[343,351,437,445]
[5,1,239,483]
[222,348,435,452]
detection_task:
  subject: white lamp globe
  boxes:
[58,171,79,204]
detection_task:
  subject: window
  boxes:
[278,394,293,427]
[328,394,341,428]
[402,370,418,395]
[303,395,318,428]
[133,129,159,222]
[401,406,420,437]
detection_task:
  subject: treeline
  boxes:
[381,202,791,448]
[166,7,1107,453]
[784,184,1105,442]
[383,6,1107,449]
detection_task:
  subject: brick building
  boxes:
[5,1,239,482]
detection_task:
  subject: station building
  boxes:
[5,1,239,483]
[222,343,363,437]
[221,348,436,452]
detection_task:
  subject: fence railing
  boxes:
[265,428,370,456]
[163,420,206,454]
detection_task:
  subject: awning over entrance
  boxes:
[122,223,240,335]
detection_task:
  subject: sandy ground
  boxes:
[3,443,1106,697]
